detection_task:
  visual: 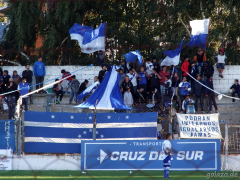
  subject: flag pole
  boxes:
[205,18,211,52]
[104,22,107,63]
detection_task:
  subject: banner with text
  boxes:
[81,139,221,171]
[0,149,13,170]
[177,113,222,139]
[0,120,16,151]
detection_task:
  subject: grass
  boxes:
[0,170,239,180]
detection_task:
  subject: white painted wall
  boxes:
[1,65,239,93]
[11,154,240,171]
[13,155,81,170]
[2,65,102,91]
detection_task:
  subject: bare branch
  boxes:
[58,37,69,65]
[184,11,193,21]
[200,0,205,19]
[20,52,30,61]
[178,12,191,37]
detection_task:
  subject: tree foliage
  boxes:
[1,0,240,65]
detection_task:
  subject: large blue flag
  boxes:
[69,23,106,54]
[123,50,143,65]
[161,39,184,66]
[78,81,100,102]
[186,18,210,50]
[76,65,130,110]
[24,111,157,153]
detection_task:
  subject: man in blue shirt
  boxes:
[33,56,46,93]
[18,77,30,111]
[138,66,148,93]
[179,76,191,111]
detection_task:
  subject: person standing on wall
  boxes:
[33,56,46,93]
[194,49,207,75]
[22,64,33,104]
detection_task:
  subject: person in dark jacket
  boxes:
[98,63,111,83]
[152,57,160,73]
[205,76,218,113]
[194,49,207,75]
[3,70,11,93]
[53,79,64,104]
[149,69,161,96]
[118,69,125,87]
[164,76,172,103]
[78,80,89,95]
[5,78,18,119]
[0,66,2,77]
[135,87,147,112]
[22,64,33,104]
[69,75,80,104]
[121,75,134,95]
[201,61,214,81]
[120,60,128,74]
[230,79,240,102]
[33,56,46,93]
[97,51,105,66]
[192,74,205,113]
[171,72,180,96]
[148,87,161,105]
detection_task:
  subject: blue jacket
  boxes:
[182,99,195,111]
[179,82,191,96]
[33,61,46,76]
[18,82,30,96]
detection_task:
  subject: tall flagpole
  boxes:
[104,22,107,63]
[205,18,211,52]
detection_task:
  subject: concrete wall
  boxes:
[11,154,240,171]
[1,65,239,93]
[1,65,102,91]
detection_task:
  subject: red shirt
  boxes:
[60,72,72,83]
[158,70,170,85]
[181,60,190,76]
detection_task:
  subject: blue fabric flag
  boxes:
[76,65,130,110]
[78,81,100,102]
[69,23,106,54]
[161,39,183,66]
[123,50,143,65]
[163,39,184,58]
[24,111,157,153]
[186,18,210,50]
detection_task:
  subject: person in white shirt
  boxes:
[124,87,133,113]
[145,58,153,75]
[92,76,100,93]
[162,133,174,178]
[214,48,228,78]
[127,68,138,98]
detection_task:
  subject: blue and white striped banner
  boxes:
[24,111,157,153]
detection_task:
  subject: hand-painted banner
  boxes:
[177,113,222,139]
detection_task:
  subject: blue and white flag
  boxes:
[69,23,106,54]
[186,18,210,50]
[76,65,130,110]
[78,81,100,102]
[24,111,157,153]
[123,50,143,65]
[161,39,184,66]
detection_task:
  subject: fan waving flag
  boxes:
[69,23,106,54]
[123,50,143,65]
[76,65,130,110]
[78,81,100,102]
[186,18,210,50]
[161,39,184,66]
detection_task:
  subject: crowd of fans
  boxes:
[0,48,238,122]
